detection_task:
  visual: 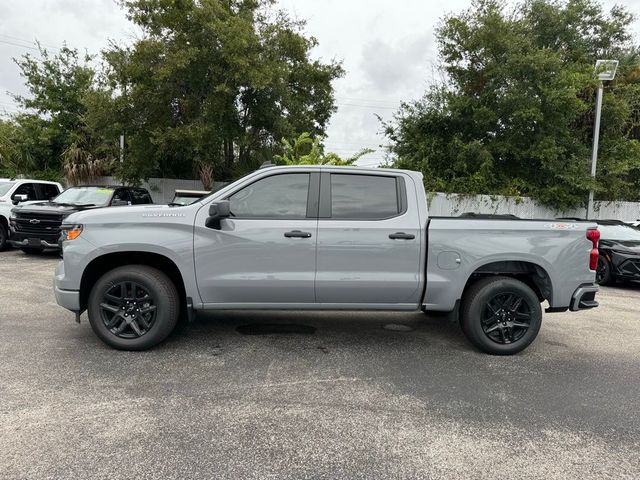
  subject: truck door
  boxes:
[315,172,422,307]
[194,171,319,305]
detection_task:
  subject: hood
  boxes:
[65,203,189,224]
[601,239,640,254]
[12,201,101,217]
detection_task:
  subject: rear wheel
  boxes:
[460,276,542,355]
[87,265,179,350]
[595,255,612,286]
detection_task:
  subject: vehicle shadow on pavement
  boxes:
[167,309,470,354]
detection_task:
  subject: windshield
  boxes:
[0,182,15,197]
[598,224,640,241]
[54,187,114,206]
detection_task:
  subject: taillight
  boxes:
[587,228,600,271]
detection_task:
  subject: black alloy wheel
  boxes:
[87,265,179,350]
[481,292,532,345]
[99,281,158,339]
[460,276,542,355]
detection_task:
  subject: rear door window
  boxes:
[329,174,402,220]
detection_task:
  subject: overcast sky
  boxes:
[1,0,639,167]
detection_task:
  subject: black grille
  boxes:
[14,212,63,236]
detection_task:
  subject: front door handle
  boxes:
[284,230,312,239]
[389,232,415,240]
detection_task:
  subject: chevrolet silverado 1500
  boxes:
[54,166,599,354]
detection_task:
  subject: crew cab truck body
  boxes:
[54,166,599,354]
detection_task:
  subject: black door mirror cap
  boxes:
[208,200,230,218]
[206,200,231,229]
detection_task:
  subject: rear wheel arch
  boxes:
[80,252,187,313]
[462,260,553,305]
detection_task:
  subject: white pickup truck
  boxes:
[54,166,600,354]
[0,179,63,249]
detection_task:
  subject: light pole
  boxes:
[587,59,618,220]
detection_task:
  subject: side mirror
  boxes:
[205,200,230,229]
[13,194,29,205]
[111,199,130,206]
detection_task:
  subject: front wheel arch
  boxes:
[80,251,187,315]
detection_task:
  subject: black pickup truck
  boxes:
[9,185,153,253]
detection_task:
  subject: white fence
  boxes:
[427,192,640,221]
[80,175,640,220]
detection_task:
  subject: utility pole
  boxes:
[586,59,618,220]
[586,82,603,220]
[120,134,125,164]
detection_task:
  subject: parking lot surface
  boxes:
[0,249,639,479]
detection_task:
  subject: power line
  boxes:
[0,34,58,49]
[0,39,40,51]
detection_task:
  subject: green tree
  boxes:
[386,0,640,210]
[274,132,374,166]
[99,0,344,184]
[5,44,116,183]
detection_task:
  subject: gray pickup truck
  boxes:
[54,166,600,354]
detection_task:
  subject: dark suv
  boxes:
[9,186,153,253]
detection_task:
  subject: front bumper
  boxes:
[54,260,80,312]
[54,284,81,311]
[569,283,599,311]
[609,251,640,279]
[9,229,61,249]
[9,237,60,249]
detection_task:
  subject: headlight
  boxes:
[61,224,83,241]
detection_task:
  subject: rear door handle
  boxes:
[284,230,312,238]
[389,232,415,240]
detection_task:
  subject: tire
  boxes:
[20,247,44,254]
[0,223,6,250]
[460,276,542,355]
[87,265,180,351]
[596,255,613,286]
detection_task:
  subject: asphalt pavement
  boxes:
[0,249,638,479]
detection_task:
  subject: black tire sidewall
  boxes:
[462,277,542,355]
[596,256,612,285]
[0,223,6,250]
[88,266,179,350]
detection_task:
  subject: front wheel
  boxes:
[0,224,7,250]
[460,276,542,355]
[87,265,180,350]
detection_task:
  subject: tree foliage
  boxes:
[98,0,344,183]
[386,0,640,210]
[2,1,343,185]
[274,132,374,166]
